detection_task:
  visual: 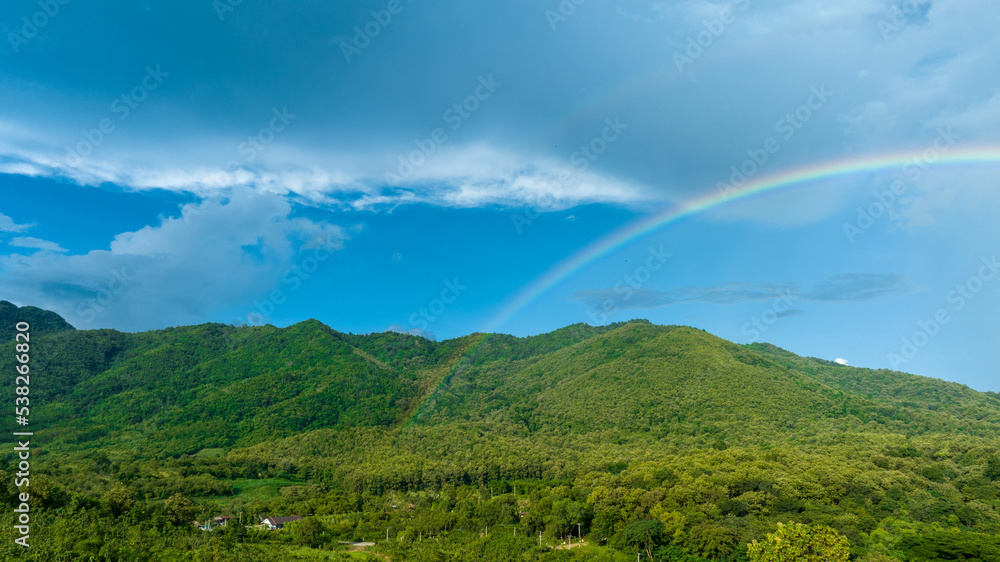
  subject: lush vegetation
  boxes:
[3,307,1000,560]
[0,300,74,342]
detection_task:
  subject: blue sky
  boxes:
[1,1,998,390]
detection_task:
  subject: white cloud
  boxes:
[0,211,34,232]
[0,190,346,331]
[0,142,658,213]
[835,357,849,365]
[927,91,1000,144]
[9,236,66,253]
[893,168,1000,229]
[376,144,656,211]
[386,324,436,341]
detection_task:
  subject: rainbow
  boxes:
[483,145,1000,333]
[402,146,1000,427]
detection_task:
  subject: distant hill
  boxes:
[10,314,1000,463]
[5,307,1000,560]
[0,299,75,340]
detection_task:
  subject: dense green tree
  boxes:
[162,492,197,526]
[101,481,136,516]
[985,455,1000,481]
[748,523,850,562]
[612,519,665,559]
[290,516,330,548]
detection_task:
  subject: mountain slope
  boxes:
[6,311,1000,561]
[14,317,1000,461]
[0,299,75,341]
[18,321,429,456]
[748,342,1000,436]
[416,324,840,435]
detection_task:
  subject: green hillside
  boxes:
[0,300,75,341]
[3,315,1000,560]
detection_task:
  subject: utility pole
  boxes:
[539,531,542,546]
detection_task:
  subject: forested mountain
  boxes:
[3,313,1000,560]
[0,300,75,341]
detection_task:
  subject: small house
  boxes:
[263,516,304,530]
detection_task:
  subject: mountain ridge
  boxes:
[0,299,75,341]
[9,312,999,460]
[5,306,1000,560]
